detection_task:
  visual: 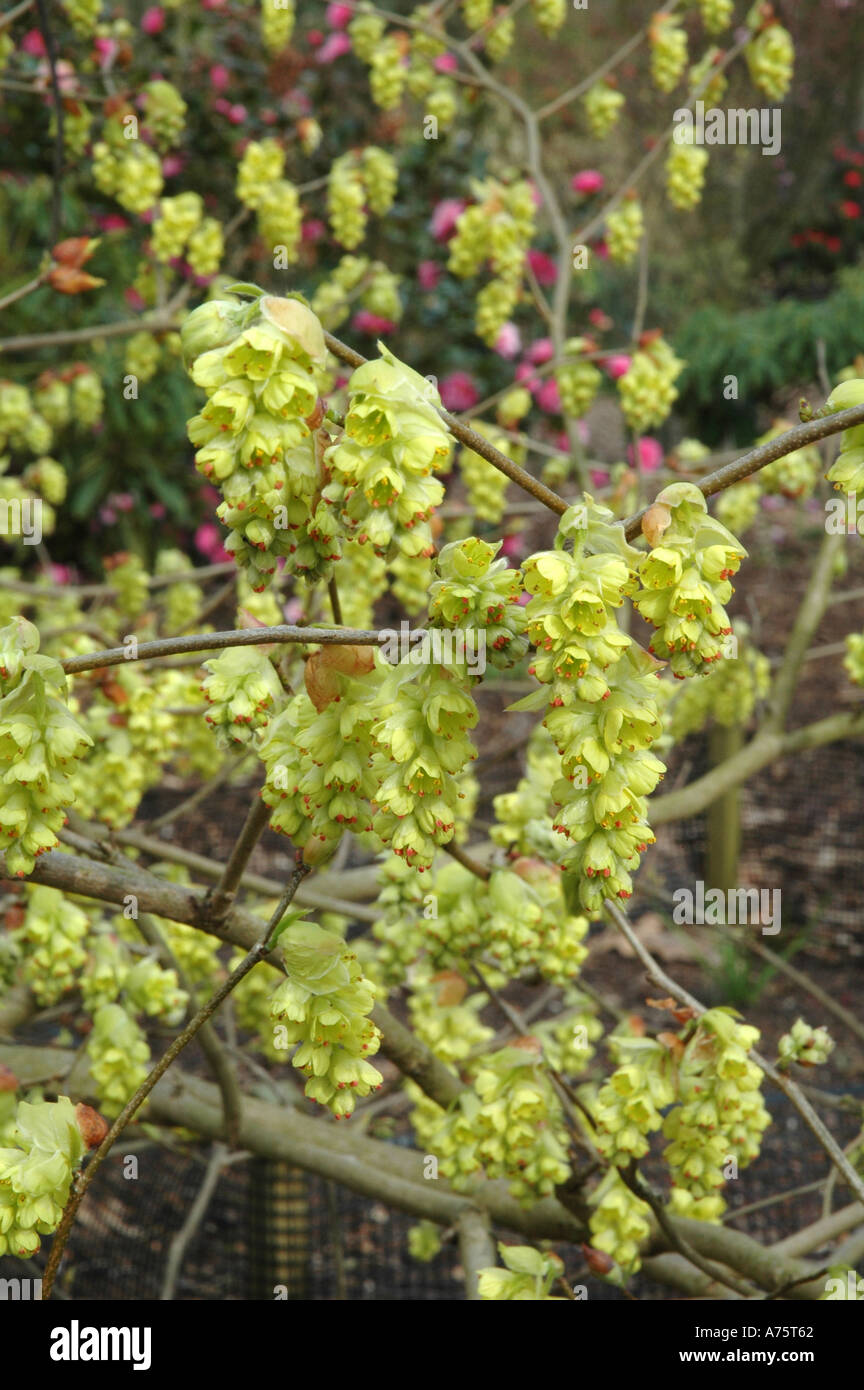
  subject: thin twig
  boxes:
[160,1142,230,1299]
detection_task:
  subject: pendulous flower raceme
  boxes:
[0,617,92,876]
[426,537,528,669]
[17,885,89,1005]
[322,343,453,561]
[520,500,665,912]
[633,481,746,678]
[268,921,383,1118]
[663,1008,771,1221]
[0,1097,88,1258]
[411,1040,571,1204]
[260,645,384,868]
[182,292,338,590]
[201,647,285,748]
[650,12,688,92]
[617,335,683,432]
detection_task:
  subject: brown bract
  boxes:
[641,502,672,546]
[304,644,376,711]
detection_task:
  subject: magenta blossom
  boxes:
[593,239,610,261]
[430,198,466,242]
[124,288,147,311]
[149,503,167,519]
[500,534,525,560]
[195,523,229,563]
[591,468,610,488]
[307,29,324,46]
[417,260,441,290]
[49,564,73,586]
[535,379,562,414]
[435,53,458,72]
[526,249,557,286]
[352,310,396,335]
[161,154,184,177]
[604,354,632,380]
[439,371,479,412]
[318,32,351,62]
[93,37,117,68]
[494,323,521,359]
[141,7,165,35]
[20,29,46,56]
[327,2,353,26]
[210,64,230,91]
[571,169,605,194]
[302,219,326,242]
[525,337,554,366]
[96,213,130,232]
[627,437,663,472]
[515,363,539,390]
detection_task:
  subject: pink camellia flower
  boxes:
[417,260,441,290]
[93,37,117,68]
[227,104,248,125]
[430,198,466,242]
[525,336,554,365]
[327,2,353,28]
[149,503,166,519]
[630,436,663,475]
[352,310,396,335]
[99,506,117,526]
[195,523,229,563]
[212,97,231,117]
[318,32,351,62]
[500,534,524,560]
[110,492,135,512]
[161,154,184,178]
[21,29,46,56]
[302,219,326,242]
[210,64,230,91]
[571,169,605,194]
[261,108,278,125]
[49,564,73,586]
[439,371,479,412]
[591,468,610,488]
[627,436,663,472]
[603,354,632,380]
[96,213,130,232]
[535,379,562,414]
[494,323,521,358]
[124,288,147,311]
[435,53,458,72]
[526,249,557,286]
[515,362,538,389]
[593,239,610,260]
[307,28,324,47]
[141,6,165,35]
